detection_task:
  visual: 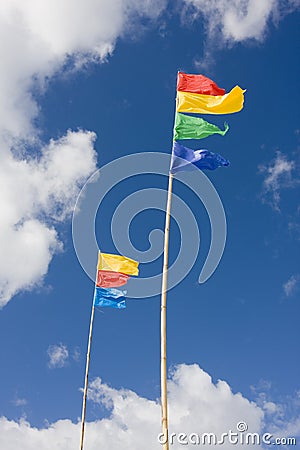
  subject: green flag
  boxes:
[174,112,229,140]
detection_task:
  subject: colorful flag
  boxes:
[96,270,129,288]
[97,252,139,276]
[93,286,126,309]
[177,72,225,96]
[177,85,245,114]
[174,112,229,141]
[170,141,229,174]
[93,253,139,308]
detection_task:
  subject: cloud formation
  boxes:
[12,397,27,407]
[0,1,166,306]
[47,343,69,369]
[0,1,298,306]
[0,0,166,139]
[283,274,299,297]
[0,364,265,449]
[259,151,299,211]
[0,130,97,307]
[252,378,300,443]
[1,364,299,448]
[182,0,299,43]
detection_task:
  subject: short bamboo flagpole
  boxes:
[79,303,96,450]
[160,172,174,450]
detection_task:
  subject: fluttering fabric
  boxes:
[170,141,229,174]
[174,112,229,141]
[93,286,126,309]
[177,72,226,96]
[177,86,245,114]
[96,270,129,288]
[97,252,139,276]
[93,252,139,308]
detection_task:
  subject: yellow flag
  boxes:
[97,252,139,276]
[177,85,245,114]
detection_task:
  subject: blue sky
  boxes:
[0,1,299,449]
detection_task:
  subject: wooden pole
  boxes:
[160,172,173,450]
[79,303,95,450]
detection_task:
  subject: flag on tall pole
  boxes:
[159,72,245,449]
[79,252,139,450]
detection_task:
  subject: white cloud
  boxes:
[12,397,27,407]
[0,0,166,139]
[288,220,300,240]
[0,130,97,307]
[0,364,266,449]
[182,0,299,43]
[259,151,298,211]
[1,0,297,307]
[283,274,299,297]
[47,343,82,368]
[250,379,300,441]
[1,364,299,448]
[72,347,81,362]
[194,49,215,72]
[252,388,282,415]
[47,343,69,369]
[0,1,166,306]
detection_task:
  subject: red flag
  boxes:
[96,270,129,288]
[177,72,226,96]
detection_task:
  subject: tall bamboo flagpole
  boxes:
[79,302,96,450]
[160,172,174,450]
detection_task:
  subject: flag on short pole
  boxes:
[96,270,129,288]
[79,252,139,450]
[93,286,126,309]
[97,252,139,276]
[93,252,139,309]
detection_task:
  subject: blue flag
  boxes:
[93,286,126,309]
[170,141,229,174]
